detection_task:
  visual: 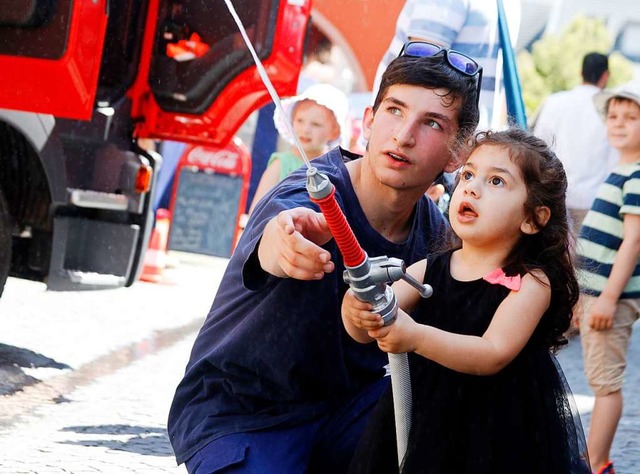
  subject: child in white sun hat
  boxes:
[247,83,349,214]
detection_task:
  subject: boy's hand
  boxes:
[587,296,616,330]
[258,208,335,280]
[341,289,383,330]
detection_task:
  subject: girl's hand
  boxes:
[341,289,384,331]
[587,296,616,330]
[368,310,419,354]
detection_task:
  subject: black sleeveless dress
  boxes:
[349,251,589,474]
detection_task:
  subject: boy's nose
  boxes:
[393,122,416,147]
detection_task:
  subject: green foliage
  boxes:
[518,15,635,120]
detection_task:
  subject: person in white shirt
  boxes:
[533,52,617,237]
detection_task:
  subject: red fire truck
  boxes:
[0,0,310,298]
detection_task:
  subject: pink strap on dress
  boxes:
[483,268,522,291]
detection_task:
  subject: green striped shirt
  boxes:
[577,162,640,298]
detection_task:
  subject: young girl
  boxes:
[342,129,590,473]
[247,83,348,214]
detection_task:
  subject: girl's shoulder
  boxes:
[523,268,550,286]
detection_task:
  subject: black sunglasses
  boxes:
[398,41,483,104]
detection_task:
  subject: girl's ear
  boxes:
[521,206,551,235]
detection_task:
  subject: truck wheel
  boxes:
[0,189,10,298]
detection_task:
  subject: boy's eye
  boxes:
[388,106,402,116]
[426,119,442,131]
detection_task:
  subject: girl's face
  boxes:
[449,144,539,250]
[606,99,640,157]
[292,100,340,158]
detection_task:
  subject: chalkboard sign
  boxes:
[168,167,242,257]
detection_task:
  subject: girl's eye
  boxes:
[460,170,473,181]
[489,176,505,186]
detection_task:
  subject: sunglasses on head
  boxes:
[398,41,483,103]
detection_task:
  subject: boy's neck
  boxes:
[347,159,422,243]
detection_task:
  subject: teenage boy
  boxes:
[168,42,481,473]
[577,80,640,474]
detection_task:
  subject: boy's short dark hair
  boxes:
[582,52,608,85]
[373,55,480,145]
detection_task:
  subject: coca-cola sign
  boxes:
[187,145,241,173]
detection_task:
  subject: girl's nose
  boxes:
[464,181,480,197]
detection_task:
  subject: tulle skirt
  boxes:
[348,349,590,474]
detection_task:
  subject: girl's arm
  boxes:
[341,259,427,343]
[588,213,640,330]
[368,271,551,375]
[248,160,283,215]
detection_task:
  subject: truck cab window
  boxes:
[149,0,278,115]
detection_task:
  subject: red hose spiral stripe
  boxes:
[311,189,365,267]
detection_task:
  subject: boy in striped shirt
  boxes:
[577,80,640,474]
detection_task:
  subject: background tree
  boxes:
[518,15,635,121]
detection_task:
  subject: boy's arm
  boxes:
[589,213,640,330]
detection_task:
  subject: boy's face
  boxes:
[292,100,340,158]
[361,84,462,193]
[606,98,640,155]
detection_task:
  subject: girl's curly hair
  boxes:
[469,129,579,351]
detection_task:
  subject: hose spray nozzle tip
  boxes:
[306,167,333,199]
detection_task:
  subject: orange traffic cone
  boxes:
[139,226,167,283]
[155,209,170,252]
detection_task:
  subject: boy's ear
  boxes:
[443,137,473,173]
[443,148,468,173]
[521,206,551,235]
[361,106,374,142]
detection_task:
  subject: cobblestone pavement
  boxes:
[0,253,226,473]
[0,251,638,473]
[0,337,193,473]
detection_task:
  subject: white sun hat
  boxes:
[593,79,640,120]
[273,83,350,148]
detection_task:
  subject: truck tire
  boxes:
[0,189,10,298]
